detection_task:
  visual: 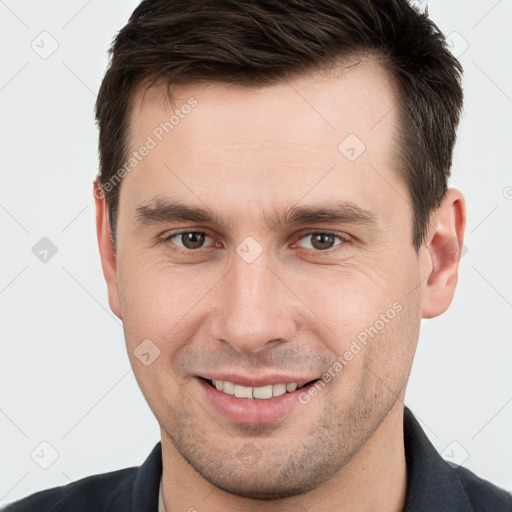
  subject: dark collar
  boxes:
[130,441,162,512]
[129,407,475,512]
[403,406,474,511]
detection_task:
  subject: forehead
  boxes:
[120,59,406,230]
[129,57,398,149]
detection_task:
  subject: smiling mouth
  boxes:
[201,377,319,400]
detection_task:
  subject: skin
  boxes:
[95,58,466,512]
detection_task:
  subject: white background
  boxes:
[0,0,511,506]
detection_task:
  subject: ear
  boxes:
[93,181,122,320]
[421,188,467,319]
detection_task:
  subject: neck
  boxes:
[161,402,407,512]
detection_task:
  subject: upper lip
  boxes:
[197,373,320,388]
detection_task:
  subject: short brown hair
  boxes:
[95,0,463,250]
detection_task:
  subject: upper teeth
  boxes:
[212,379,306,400]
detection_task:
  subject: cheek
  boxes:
[295,256,421,378]
[117,257,222,346]
[299,256,417,332]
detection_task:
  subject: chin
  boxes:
[201,471,321,500]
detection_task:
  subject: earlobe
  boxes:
[93,181,122,320]
[421,188,467,319]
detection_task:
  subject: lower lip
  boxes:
[197,378,318,425]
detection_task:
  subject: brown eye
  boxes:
[295,232,346,252]
[181,232,205,249]
[310,233,336,250]
[167,231,212,251]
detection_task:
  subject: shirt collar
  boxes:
[402,407,474,511]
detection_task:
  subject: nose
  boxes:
[209,254,298,354]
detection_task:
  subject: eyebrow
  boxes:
[135,198,379,230]
[135,200,233,229]
[268,202,379,229]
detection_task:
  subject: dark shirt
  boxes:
[3,407,511,511]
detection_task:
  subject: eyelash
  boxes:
[161,230,350,257]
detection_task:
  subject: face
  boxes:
[100,60,432,498]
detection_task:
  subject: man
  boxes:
[3,0,511,511]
